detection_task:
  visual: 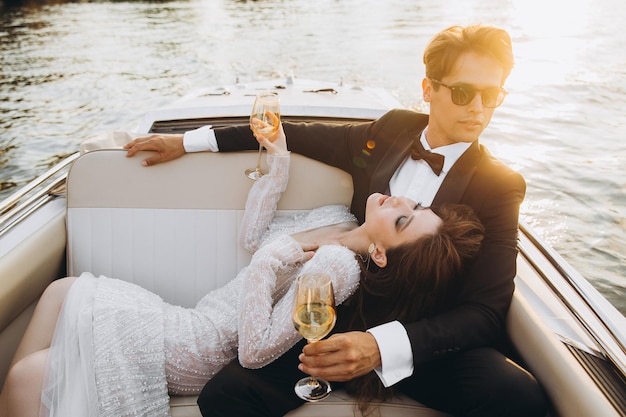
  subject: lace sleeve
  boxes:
[238,243,361,369]
[238,153,291,253]
[298,245,361,307]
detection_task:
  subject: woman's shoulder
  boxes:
[264,205,355,242]
[306,205,356,225]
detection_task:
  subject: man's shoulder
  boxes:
[369,109,429,142]
[378,108,429,128]
[475,143,526,188]
[478,144,518,172]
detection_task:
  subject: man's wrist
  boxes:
[182,125,218,152]
[367,321,413,387]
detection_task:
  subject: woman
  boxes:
[0,125,484,417]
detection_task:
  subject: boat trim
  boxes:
[0,152,78,237]
[518,221,626,378]
[564,342,626,416]
[148,115,376,134]
[0,152,79,216]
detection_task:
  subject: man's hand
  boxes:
[298,331,382,382]
[124,134,185,166]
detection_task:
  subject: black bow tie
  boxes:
[411,140,445,176]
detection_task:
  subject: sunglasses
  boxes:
[430,79,508,108]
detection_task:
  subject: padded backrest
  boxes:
[66,149,353,307]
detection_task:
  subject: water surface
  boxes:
[1,0,625,314]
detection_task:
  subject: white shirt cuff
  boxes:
[182,125,218,152]
[367,321,413,387]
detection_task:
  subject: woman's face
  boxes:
[364,193,442,251]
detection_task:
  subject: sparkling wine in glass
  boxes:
[246,92,280,180]
[292,273,337,402]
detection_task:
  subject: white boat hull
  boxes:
[1,77,624,416]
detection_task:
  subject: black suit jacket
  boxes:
[216,108,526,367]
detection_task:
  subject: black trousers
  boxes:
[197,339,548,417]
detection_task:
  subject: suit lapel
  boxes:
[433,141,481,205]
[369,128,415,194]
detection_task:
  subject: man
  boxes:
[125,24,547,417]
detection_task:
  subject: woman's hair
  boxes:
[423,24,514,84]
[345,203,485,415]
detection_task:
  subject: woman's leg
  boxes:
[1,277,76,417]
[1,349,48,417]
[10,277,76,369]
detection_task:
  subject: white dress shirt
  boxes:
[183,125,218,152]
[182,125,471,386]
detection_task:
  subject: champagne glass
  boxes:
[292,273,337,402]
[246,91,280,180]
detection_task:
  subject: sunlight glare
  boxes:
[507,0,594,89]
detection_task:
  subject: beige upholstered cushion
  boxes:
[65,149,450,416]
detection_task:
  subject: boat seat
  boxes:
[65,148,451,417]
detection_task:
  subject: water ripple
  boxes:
[1,0,625,315]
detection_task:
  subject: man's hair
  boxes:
[423,24,514,84]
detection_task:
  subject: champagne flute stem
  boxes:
[305,340,320,387]
[255,145,263,172]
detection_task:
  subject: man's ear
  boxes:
[371,246,387,268]
[422,77,432,102]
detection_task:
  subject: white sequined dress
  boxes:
[41,153,360,417]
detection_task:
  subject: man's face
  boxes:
[423,52,505,148]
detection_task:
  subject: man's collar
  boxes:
[420,129,473,173]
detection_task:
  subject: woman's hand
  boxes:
[299,242,318,262]
[251,112,288,155]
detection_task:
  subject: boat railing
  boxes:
[0,152,79,238]
[518,220,626,379]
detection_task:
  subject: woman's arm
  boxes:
[238,244,360,369]
[238,153,290,252]
[238,125,290,252]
